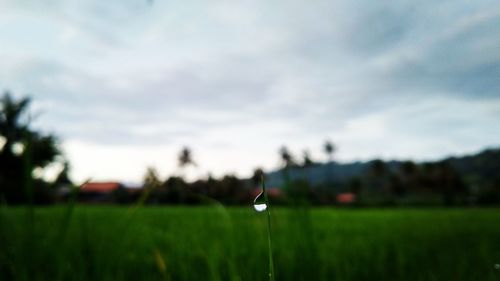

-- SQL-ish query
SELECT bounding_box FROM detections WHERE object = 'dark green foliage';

[0,92,60,204]
[137,175,251,206]
[263,147,500,206]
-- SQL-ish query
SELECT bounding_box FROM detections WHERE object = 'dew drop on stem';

[253,192,267,212]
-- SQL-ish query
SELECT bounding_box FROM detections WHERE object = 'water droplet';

[495,263,500,270]
[253,192,267,212]
[254,203,267,212]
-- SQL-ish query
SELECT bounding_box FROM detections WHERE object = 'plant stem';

[262,175,275,281]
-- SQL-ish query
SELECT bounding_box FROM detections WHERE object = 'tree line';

[1,92,499,206]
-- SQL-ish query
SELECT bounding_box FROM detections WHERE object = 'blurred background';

[0,1,499,280]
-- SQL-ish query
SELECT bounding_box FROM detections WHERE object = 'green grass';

[0,206,499,281]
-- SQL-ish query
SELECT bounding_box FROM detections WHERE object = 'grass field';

[0,206,499,281]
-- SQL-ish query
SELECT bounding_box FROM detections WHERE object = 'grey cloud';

[2,55,280,144]
[1,0,499,158]
[384,14,500,98]
[283,0,500,100]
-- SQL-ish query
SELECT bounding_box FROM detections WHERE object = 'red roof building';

[81,182,122,193]
[77,182,126,203]
[336,192,356,204]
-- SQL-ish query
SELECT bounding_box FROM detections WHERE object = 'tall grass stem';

[261,175,275,281]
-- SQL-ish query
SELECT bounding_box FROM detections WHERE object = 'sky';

[1,0,499,183]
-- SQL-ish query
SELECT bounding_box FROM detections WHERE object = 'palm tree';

[323,140,336,185]
[323,140,335,163]
[177,146,197,182]
[252,167,264,187]
[178,146,195,169]
[176,147,196,203]
[279,145,296,195]
[302,149,314,167]
[279,146,295,168]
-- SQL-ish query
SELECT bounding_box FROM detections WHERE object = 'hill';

[264,147,500,192]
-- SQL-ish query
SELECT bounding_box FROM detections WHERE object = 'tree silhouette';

[399,160,417,193]
[178,146,195,169]
[0,92,60,203]
[369,159,389,195]
[0,93,30,155]
[323,140,336,185]
[251,167,264,187]
[178,146,196,183]
[323,140,335,163]
[279,146,295,168]
[434,161,466,205]
[54,160,73,187]
[143,166,162,190]
[279,145,296,196]
[302,149,314,167]
[370,159,387,177]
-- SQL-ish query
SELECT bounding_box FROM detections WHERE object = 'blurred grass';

[0,206,499,281]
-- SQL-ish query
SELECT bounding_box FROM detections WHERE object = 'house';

[79,182,124,203]
[336,192,356,204]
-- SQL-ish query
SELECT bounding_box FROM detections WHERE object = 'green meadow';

[0,206,499,281]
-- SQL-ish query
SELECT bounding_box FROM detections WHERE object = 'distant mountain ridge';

[264,147,500,189]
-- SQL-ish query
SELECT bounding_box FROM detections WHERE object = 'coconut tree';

[323,140,335,163]
[323,140,336,185]
[278,145,296,195]
[302,149,314,167]
[279,146,295,168]
[178,146,195,169]
[252,167,264,187]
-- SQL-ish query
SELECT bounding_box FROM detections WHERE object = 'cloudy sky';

[1,0,499,183]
